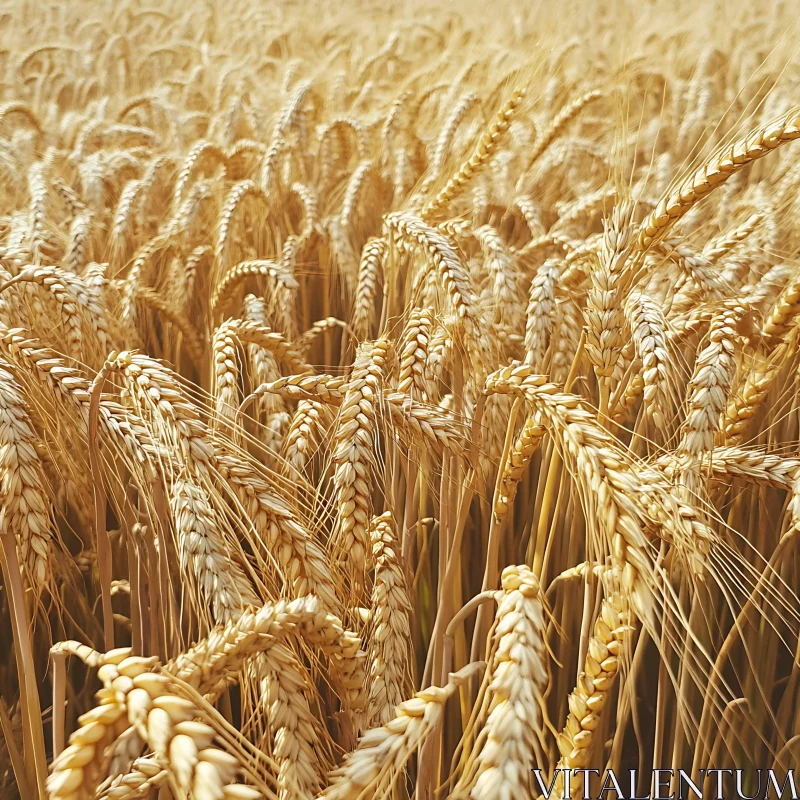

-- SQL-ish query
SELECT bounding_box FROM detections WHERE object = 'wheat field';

[1,0,800,797]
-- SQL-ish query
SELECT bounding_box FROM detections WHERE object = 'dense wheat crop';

[3,0,800,797]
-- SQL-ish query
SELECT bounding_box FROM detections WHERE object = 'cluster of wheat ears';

[3,0,800,798]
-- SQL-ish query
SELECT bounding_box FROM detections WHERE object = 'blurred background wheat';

[1,0,800,798]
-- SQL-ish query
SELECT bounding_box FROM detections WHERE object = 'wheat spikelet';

[166,596,363,709]
[0,101,41,135]
[475,225,521,334]
[0,265,86,359]
[171,477,260,624]
[427,92,479,183]
[242,294,284,426]
[115,158,169,255]
[744,262,793,313]
[172,140,227,213]
[554,186,618,232]
[27,159,57,265]
[282,399,335,475]
[392,148,417,205]
[657,446,800,490]
[247,374,346,407]
[624,289,672,429]
[427,320,454,389]
[213,319,248,437]
[0,330,157,473]
[135,285,204,364]
[340,160,375,236]
[526,89,602,170]
[119,235,171,337]
[287,183,319,248]
[297,317,353,353]
[116,354,258,623]
[216,453,340,613]
[585,204,634,382]
[213,319,313,433]
[657,240,727,295]
[183,245,213,303]
[385,213,478,332]
[216,180,271,274]
[702,212,764,262]
[721,338,791,445]
[169,178,219,245]
[483,364,707,606]
[762,273,800,341]
[64,211,93,273]
[550,297,583,383]
[211,260,298,316]
[383,391,470,456]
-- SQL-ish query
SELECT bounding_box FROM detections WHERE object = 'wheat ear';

[636,108,800,250]
[551,589,632,797]
[420,88,525,219]
[366,512,413,726]
[332,339,389,591]
[492,413,546,522]
[319,663,483,800]
[397,307,434,399]
[678,302,742,456]
[0,356,55,591]
[352,237,387,341]
[453,565,549,800]
[526,89,602,170]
